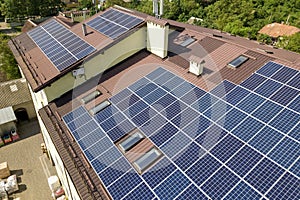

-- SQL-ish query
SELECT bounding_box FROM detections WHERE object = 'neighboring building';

[259,22,300,38]
[0,78,36,122]
[8,6,300,200]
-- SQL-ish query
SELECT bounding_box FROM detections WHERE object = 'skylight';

[119,131,144,152]
[133,147,162,173]
[81,90,102,104]
[228,55,248,68]
[89,100,111,115]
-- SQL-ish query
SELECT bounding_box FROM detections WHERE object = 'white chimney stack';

[160,0,164,16]
[189,55,204,76]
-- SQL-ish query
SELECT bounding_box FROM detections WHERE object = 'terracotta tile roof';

[21,20,37,33]
[0,78,32,109]
[259,23,300,38]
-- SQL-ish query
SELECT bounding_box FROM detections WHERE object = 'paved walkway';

[0,119,57,200]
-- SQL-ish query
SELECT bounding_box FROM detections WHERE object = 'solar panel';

[86,9,143,39]
[27,20,95,71]
[62,62,300,200]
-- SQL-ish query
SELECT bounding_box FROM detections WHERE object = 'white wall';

[147,22,169,58]
[39,116,80,200]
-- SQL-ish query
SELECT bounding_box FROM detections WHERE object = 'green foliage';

[0,0,65,19]
[0,34,20,80]
[277,33,300,53]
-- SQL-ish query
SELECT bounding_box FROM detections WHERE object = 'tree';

[0,34,20,80]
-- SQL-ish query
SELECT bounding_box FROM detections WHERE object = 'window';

[119,131,144,152]
[89,100,110,115]
[81,90,102,104]
[133,147,162,173]
[228,55,248,68]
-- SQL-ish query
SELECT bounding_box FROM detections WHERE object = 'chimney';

[189,55,204,76]
[82,24,87,36]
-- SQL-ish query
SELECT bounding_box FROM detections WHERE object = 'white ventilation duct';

[189,55,204,76]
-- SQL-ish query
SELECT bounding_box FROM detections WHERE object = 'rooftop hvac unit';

[189,55,204,76]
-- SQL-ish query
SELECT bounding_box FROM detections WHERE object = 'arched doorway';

[14,108,29,122]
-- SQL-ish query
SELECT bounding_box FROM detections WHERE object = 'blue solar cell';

[287,73,300,90]
[203,100,232,121]
[290,159,300,177]
[110,88,132,104]
[227,145,263,177]
[223,86,250,105]
[152,71,175,85]
[186,154,221,185]
[270,86,299,106]
[171,107,199,129]
[128,77,150,92]
[162,76,185,91]
[269,109,300,134]
[154,170,191,200]
[143,88,167,104]
[271,66,298,84]
[266,172,300,200]
[217,108,248,131]
[123,183,155,200]
[28,20,95,71]
[161,100,186,120]
[132,107,157,126]
[245,158,284,194]
[125,100,148,118]
[63,106,86,123]
[180,87,206,105]
[150,123,178,146]
[183,115,212,139]
[160,132,191,158]
[171,81,195,98]
[94,105,119,123]
[240,73,267,91]
[91,147,122,173]
[116,93,140,111]
[108,169,142,199]
[288,95,300,113]
[84,137,113,161]
[72,119,99,140]
[135,83,158,97]
[224,181,261,200]
[100,112,126,132]
[254,79,283,98]
[268,137,300,168]
[140,114,167,136]
[67,112,92,131]
[176,184,208,200]
[77,128,106,150]
[249,126,284,154]
[256,62,283,77]
[210,80,236,98]
[142,157,177,188]
[201,166,240,200]
[99,157,131,186]
[191,93,219,113]
[153,93,177,108]
[252,101,283,123]
[173,142,206,171]
[289,123,300,142]
[211,134,244,163]
[195,124,228,150]
[107,119,135,141]
[146,67,167,80]
[236,92,265,113]
[232,117,265,142]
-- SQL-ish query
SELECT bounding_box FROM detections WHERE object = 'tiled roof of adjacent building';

[0,78,32,109]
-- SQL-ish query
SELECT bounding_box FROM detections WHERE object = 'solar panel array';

[27,19,96,71]
[86,9,143,39]
[63,61,300,200]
